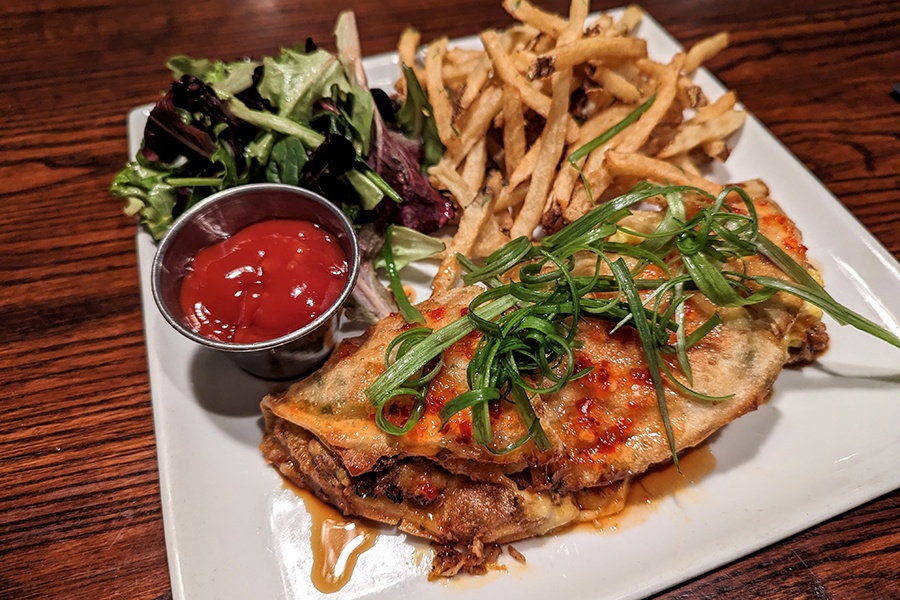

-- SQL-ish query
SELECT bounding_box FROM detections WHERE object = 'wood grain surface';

[0,0,897,598]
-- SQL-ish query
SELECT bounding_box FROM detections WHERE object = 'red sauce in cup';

[179,219,349,344]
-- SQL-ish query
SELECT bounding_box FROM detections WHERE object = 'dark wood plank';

[0,0,897,598]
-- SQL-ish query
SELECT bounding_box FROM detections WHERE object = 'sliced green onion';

[375,388,426,435]
[752,276,900,349]
[365,294,517,409]
[610,258,679,466]
[566,95,656,202]
[383,225,425,325]
[567,95,657,166]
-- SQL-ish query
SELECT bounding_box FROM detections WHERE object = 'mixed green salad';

[111,20,451,242]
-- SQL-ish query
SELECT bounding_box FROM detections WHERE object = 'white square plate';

[129,10,900,600]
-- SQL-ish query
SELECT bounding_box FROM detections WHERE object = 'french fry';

[701,138,730,161]
[395,27,421,97]
[461,137,487,197]
[668,152,702,176]
[460,57,492,109]
[529,32,556,54]
[502,0,568,37]
[618,5,644,33]
[565,0,590,37]
[502,84,527,176]
[564,56,684,222]
[507,138,542,191]
[472,172,511,257]
[586,14,616,37]
[530,1,585,224]
[429,162,477,207]
[618,55,684,153]
[481,30,584,143]
[548,159,581,212]
[495,205,514,232]
[442,56,486,82]
[402,2,748,277]
[481,29,552,117]
[443,85,503,168]
[685,32,729,73]
[695,90,738,121]
[511,71,572,238]
[529,37,648,80]
[433,194,496,293]
[472,214,512,258]
[495,183,529,214]
[657,109,745,159]
[398,27,420,69]
[511,50,537,75]
[501,24,542,52]
[594,66,642,103]
[425,38,455,145]
[574,104,635,147]
[563,133,616,222]
[446,48,485,64]
[677,76,707,108]
[603,150,724,195]
[485,169,503,199]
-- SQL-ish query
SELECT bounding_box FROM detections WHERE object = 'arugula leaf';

[209,123,244,188]
[166,56,228,82]
[396,65,444,170]
[328,84,375,155]
[344,169,385,210]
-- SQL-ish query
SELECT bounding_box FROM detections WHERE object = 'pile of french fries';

[396,0,747,292]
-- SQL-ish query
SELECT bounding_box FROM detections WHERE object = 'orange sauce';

[282,481,377,593]
[403,284,416,303]
[592,444,717,533]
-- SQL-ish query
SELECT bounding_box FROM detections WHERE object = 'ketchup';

[179,219,349,344]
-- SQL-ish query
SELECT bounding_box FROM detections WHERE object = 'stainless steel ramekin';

[151,184,360,379]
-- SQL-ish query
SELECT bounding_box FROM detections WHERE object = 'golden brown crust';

[261,412,603,545]
[260,195,828,545]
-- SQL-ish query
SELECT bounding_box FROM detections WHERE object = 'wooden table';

[1,0,897,598]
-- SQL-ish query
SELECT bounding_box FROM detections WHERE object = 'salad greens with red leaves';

[111,31,453,241]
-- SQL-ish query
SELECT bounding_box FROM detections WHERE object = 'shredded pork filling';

[261,412,628,547]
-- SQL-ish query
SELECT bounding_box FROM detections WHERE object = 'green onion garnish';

[566,95,656,202]
[383,225,425,325]
[365,183,900,462]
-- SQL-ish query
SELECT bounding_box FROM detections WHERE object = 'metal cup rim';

[150,183,360,354]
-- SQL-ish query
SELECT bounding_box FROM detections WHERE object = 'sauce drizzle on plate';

[284,482,378,593]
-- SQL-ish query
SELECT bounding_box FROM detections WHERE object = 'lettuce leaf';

[373,225,445,270]
[166,56,259,95]
[258,48,345,123]
[110,155,177,240]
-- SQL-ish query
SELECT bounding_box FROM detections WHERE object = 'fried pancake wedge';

[261,195,827,545]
